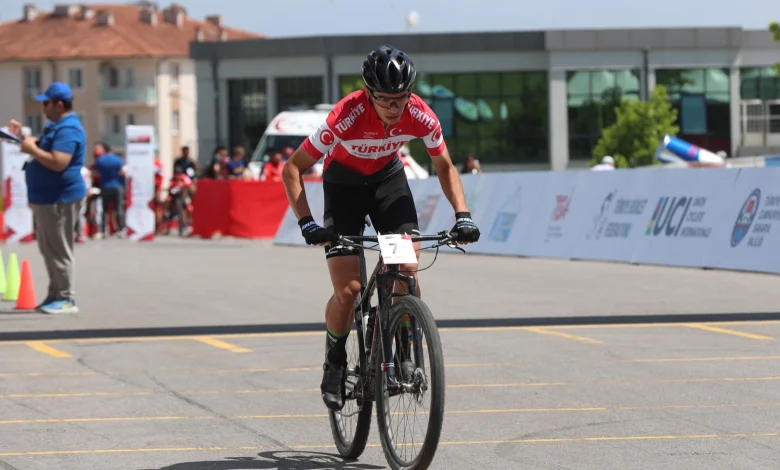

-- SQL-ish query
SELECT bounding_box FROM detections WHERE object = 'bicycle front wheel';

[375,295,445,470]
[328,310,373,459]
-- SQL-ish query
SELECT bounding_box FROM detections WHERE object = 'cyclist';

[281,45,481,412]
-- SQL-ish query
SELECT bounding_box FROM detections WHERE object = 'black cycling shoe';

[321,359,347,411]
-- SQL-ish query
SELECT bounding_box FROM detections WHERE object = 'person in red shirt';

[153,147,164,233]
[262,149,285,182]
[281,45,480,412]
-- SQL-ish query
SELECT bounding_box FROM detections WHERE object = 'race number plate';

[377,234,418,265]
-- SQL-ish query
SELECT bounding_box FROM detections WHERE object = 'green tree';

[771,21,780,72]
[590,85,679,169]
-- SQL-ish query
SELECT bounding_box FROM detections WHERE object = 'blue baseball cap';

[35,82,73,102]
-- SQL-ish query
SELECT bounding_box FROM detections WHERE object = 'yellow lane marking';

[192,337,251,353]
[622,355,780,363]
[2,402,778,425]
[543,320,780,330]
[3,376,779,399]
[0,320,779,346]
[2,432,779,456]
[525,327,602,344]
[685,324,774,341]
[4,355,780,379]
[23,342,71,358]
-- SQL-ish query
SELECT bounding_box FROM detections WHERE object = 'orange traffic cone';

[15,259,37,310]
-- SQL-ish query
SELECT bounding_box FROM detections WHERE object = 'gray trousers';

[31,201,81,300]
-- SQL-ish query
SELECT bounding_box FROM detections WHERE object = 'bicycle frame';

[343,228,457,395]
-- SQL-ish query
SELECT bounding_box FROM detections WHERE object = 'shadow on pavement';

[2,311,780,342]
[146,451,385,470]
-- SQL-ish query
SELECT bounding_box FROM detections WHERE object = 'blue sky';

[2,0,777,37]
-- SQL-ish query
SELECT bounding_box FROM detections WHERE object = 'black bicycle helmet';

[361,45,416,94]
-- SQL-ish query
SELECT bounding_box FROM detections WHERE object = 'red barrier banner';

[227,180,289,239]
[191,179,290,239]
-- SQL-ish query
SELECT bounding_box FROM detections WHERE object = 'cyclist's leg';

[369,169,422,298]
[320,180,371,411]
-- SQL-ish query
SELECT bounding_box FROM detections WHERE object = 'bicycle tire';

[328,307,374,458]
[375,295,445,470]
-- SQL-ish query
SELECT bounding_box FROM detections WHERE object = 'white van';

[248,104,429,180]
[248,104,333,179]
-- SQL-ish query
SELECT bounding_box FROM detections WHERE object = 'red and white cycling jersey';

[302,90,446,183]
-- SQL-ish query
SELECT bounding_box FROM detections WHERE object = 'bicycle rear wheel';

[328,308,373,458]
[375,295,445,470]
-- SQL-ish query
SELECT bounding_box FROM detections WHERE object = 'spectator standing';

[173,145,198,180]
[92,144,126,237]
[226,146,249,180]
[262,149,285,182]
[591,155,615,171]
[7,82,86,314]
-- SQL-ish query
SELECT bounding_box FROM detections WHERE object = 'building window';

[25,115,42,135]
[339,71,549,164]
[566,69,641,160]
[125,68,135,88]
[106,66,120,88]
[739,67,780,145]
[111,114,120,133]
[24,67,41,95]
[655,68,731,153]
[67,68,83,90]
[227,78,268,153]
[127,113,135,125]
[276,77,323,112]
[170,63,179,87]
[172,111,179,132]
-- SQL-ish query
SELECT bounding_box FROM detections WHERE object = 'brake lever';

[446,241,466,254]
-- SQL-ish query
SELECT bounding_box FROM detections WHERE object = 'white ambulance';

[248,104,429,180]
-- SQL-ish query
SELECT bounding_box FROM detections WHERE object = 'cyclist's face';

[370,90,411,124]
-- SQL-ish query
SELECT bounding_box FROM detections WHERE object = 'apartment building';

[0,1,261,179]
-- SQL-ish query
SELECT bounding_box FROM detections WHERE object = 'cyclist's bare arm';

[431,147,469,213]
[281,146,318,220]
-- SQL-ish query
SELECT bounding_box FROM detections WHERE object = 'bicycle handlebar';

[339,231,455,244]
[336,230,464,253]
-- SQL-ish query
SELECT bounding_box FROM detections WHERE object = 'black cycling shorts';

[322,169,419,259]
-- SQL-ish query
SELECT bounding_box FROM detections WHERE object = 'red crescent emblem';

[432,128,442,142]
[320,129,335,146]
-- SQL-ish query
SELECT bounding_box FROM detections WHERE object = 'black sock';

[326,329,349,364]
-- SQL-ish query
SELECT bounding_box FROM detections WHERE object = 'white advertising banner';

[630,167,740,268]
[518,170,591,259]
[467,172,548,256]
[569,169,655,262]
[703,167,780,274]
[123,125,156,242]
[270,166,780,276]
[1,126,34,244]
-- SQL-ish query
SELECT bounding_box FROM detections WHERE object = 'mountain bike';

[326,220,466,470]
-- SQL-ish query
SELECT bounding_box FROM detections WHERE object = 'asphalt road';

[1,237,780,335]
[1,320,779,469]
[0,238,779,469]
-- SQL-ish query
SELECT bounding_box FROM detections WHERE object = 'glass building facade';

[566,69,641,160]
[655,68,731,153]
[227,78,268,153]
[340,71,549,164]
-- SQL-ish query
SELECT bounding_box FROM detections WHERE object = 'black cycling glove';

[451,212,480,243]
[298,216,337,245]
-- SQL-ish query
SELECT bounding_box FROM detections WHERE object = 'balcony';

[101,133,126,149]
[100,87,156,106]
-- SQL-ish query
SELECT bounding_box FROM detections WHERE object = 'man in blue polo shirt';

[7,82,86,314]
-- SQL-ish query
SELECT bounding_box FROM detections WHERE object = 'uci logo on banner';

[644,195,710,238]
